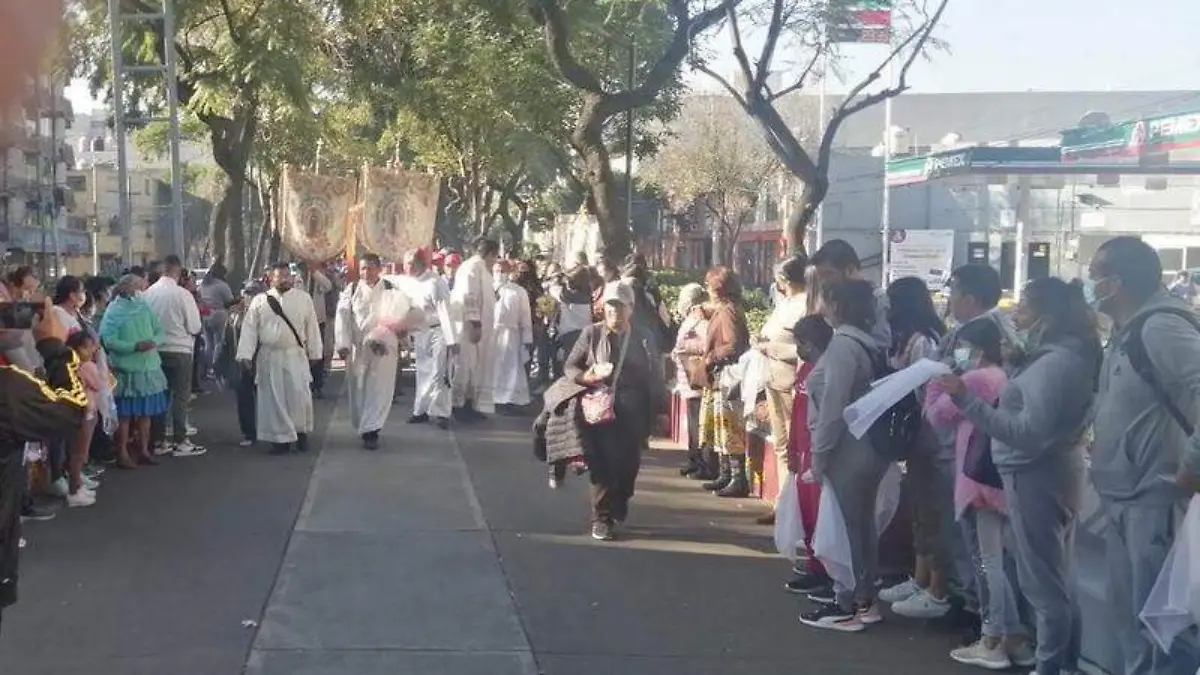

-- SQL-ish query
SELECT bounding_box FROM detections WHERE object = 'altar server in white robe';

[336,253,409,450]
[491,260,534,407]
[450,238,499,420]
[406,248,457,429]
[236,262,323,455]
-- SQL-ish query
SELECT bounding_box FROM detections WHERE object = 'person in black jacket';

[0,298,89,631]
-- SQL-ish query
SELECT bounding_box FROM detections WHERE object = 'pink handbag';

[580,328,632,426]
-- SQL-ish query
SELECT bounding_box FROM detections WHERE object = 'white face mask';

[953,347,973,372]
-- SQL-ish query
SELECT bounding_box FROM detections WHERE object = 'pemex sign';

[1061,110,1200,163]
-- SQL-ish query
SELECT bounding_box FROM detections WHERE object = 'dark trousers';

[151,352,194,445]
[0,456,25,613]
[237,368,257,440]
[556,330,581,381]
[686,396,702,453]
[587,425,644,524]
[310,323,326,393]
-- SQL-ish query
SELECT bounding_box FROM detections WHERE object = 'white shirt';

[142,276,201,354]
[494,280,533,345]
[411,270,457,345]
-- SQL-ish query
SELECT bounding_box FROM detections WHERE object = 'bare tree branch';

[529,0,606,95]
[768,41,824,102]
[753,0,785,93]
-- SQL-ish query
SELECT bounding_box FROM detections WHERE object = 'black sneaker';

[590,521,615,541]
[785,571,832,595]
[407,414,429,424]
[20,504,56,522]
[799,604,864,632]
[806,585,837,605]
[435,417,450,430]
[362,431,380,451]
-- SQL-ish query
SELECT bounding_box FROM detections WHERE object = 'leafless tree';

[695,0,950,254]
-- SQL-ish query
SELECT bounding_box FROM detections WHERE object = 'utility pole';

[625,39,636,235]
[108,0,184,263]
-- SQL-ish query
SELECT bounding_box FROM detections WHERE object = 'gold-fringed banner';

[358,166,439,258]
[279,165,356,261]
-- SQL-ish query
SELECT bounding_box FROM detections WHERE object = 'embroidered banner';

[279,165,356,260]
[359,166,439,259]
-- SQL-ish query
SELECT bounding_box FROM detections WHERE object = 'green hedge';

[651,269,772,336]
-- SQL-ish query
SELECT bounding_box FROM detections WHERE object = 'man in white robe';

[491,260,533,407]
[450,239,499,421]
[336,253,407,450]
[236,262,323,455]
[405,249,457,429]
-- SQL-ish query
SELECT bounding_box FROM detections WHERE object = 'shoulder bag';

[265,295,305,350]
[580,327,633,426]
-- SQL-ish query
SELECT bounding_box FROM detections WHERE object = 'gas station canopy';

[886,109,1200,187]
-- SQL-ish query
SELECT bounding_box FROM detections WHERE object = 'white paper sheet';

[843,358,951,440]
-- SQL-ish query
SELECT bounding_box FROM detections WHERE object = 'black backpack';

[1123,307,1200,436]
[847,336,922,461]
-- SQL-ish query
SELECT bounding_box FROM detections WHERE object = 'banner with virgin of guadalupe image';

[358,166,439,259]
[279,165,356,261]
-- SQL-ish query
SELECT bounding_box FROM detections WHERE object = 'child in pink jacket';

[924,319,1033,670]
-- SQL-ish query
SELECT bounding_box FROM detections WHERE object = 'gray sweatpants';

[1104,500,1200,675]
[826,447,893,607]
[1004,456,1085,675]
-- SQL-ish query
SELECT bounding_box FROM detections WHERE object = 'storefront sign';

[922,151,970,180]
[1062,109,1200,162]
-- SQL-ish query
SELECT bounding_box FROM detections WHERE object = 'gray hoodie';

[807,324,878,474]
[1092,292,1200,505]
[958,335,1098,472]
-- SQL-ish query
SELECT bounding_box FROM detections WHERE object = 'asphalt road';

[0,377,977,675]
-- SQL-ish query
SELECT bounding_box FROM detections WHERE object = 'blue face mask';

[1083,276,1115,307]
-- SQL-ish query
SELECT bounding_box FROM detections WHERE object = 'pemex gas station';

[884,109,1200,302]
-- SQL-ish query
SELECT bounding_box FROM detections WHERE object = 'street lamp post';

[625,39,636,235]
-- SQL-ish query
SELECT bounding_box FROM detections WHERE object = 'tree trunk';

[208,185,233,269]
[249,181,273,277]
[575,95,631,262]
[223,172,247,285]
[204,102,258,287]
[788,180,827,257]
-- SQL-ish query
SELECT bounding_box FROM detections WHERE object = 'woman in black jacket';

[564,283,664,541]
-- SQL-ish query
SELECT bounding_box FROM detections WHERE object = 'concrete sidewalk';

[243,398,538,675]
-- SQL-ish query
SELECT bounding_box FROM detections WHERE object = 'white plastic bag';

[774,471,806,560]
[843,358,950,439]
[812,463,903,593]
[1140,495,1200,653]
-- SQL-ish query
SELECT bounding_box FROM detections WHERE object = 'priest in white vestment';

[236,262,323,455]
[491,260,533,407]
[449,239,499,420]
[406,249,457,428]
[336,253,414,450]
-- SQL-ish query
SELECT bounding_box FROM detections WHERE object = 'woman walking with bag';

[564,283,663,541]
[697,266,751,498]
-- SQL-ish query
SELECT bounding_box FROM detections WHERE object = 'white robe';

[236,287,322,443]
[491,280,533,406]
[335,278,410,435]
[410,270,457,419]
[449,255,496,413]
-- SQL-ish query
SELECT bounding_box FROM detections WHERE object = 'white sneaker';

[951,639,1012,670]
[51,477,69,498]
[879,578,922,604]
[67,490,96,508]
[238,438,254,447]
[857,603,883,625]
[81,475,101,491]
[153,442,174,457]
[892,588,952,619]
[171,441,207,458]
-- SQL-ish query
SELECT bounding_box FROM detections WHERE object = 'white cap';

[602,280,636,307]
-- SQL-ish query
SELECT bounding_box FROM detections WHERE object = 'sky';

[66,0,1199,114]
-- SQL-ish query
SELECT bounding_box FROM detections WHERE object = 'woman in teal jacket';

[99,275,169,468]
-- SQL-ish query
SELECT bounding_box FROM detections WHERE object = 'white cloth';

[1141,495,1200,653]
[335,278,412,434]
[411,270,456,419]
[774,471,805,561]
[236,287,322,443]
[492,280,532,406]
[813,463,903,592]
[142,276,202,354]
[718,349,770,423]
[843,358,951,439]
[450,255,496,413]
